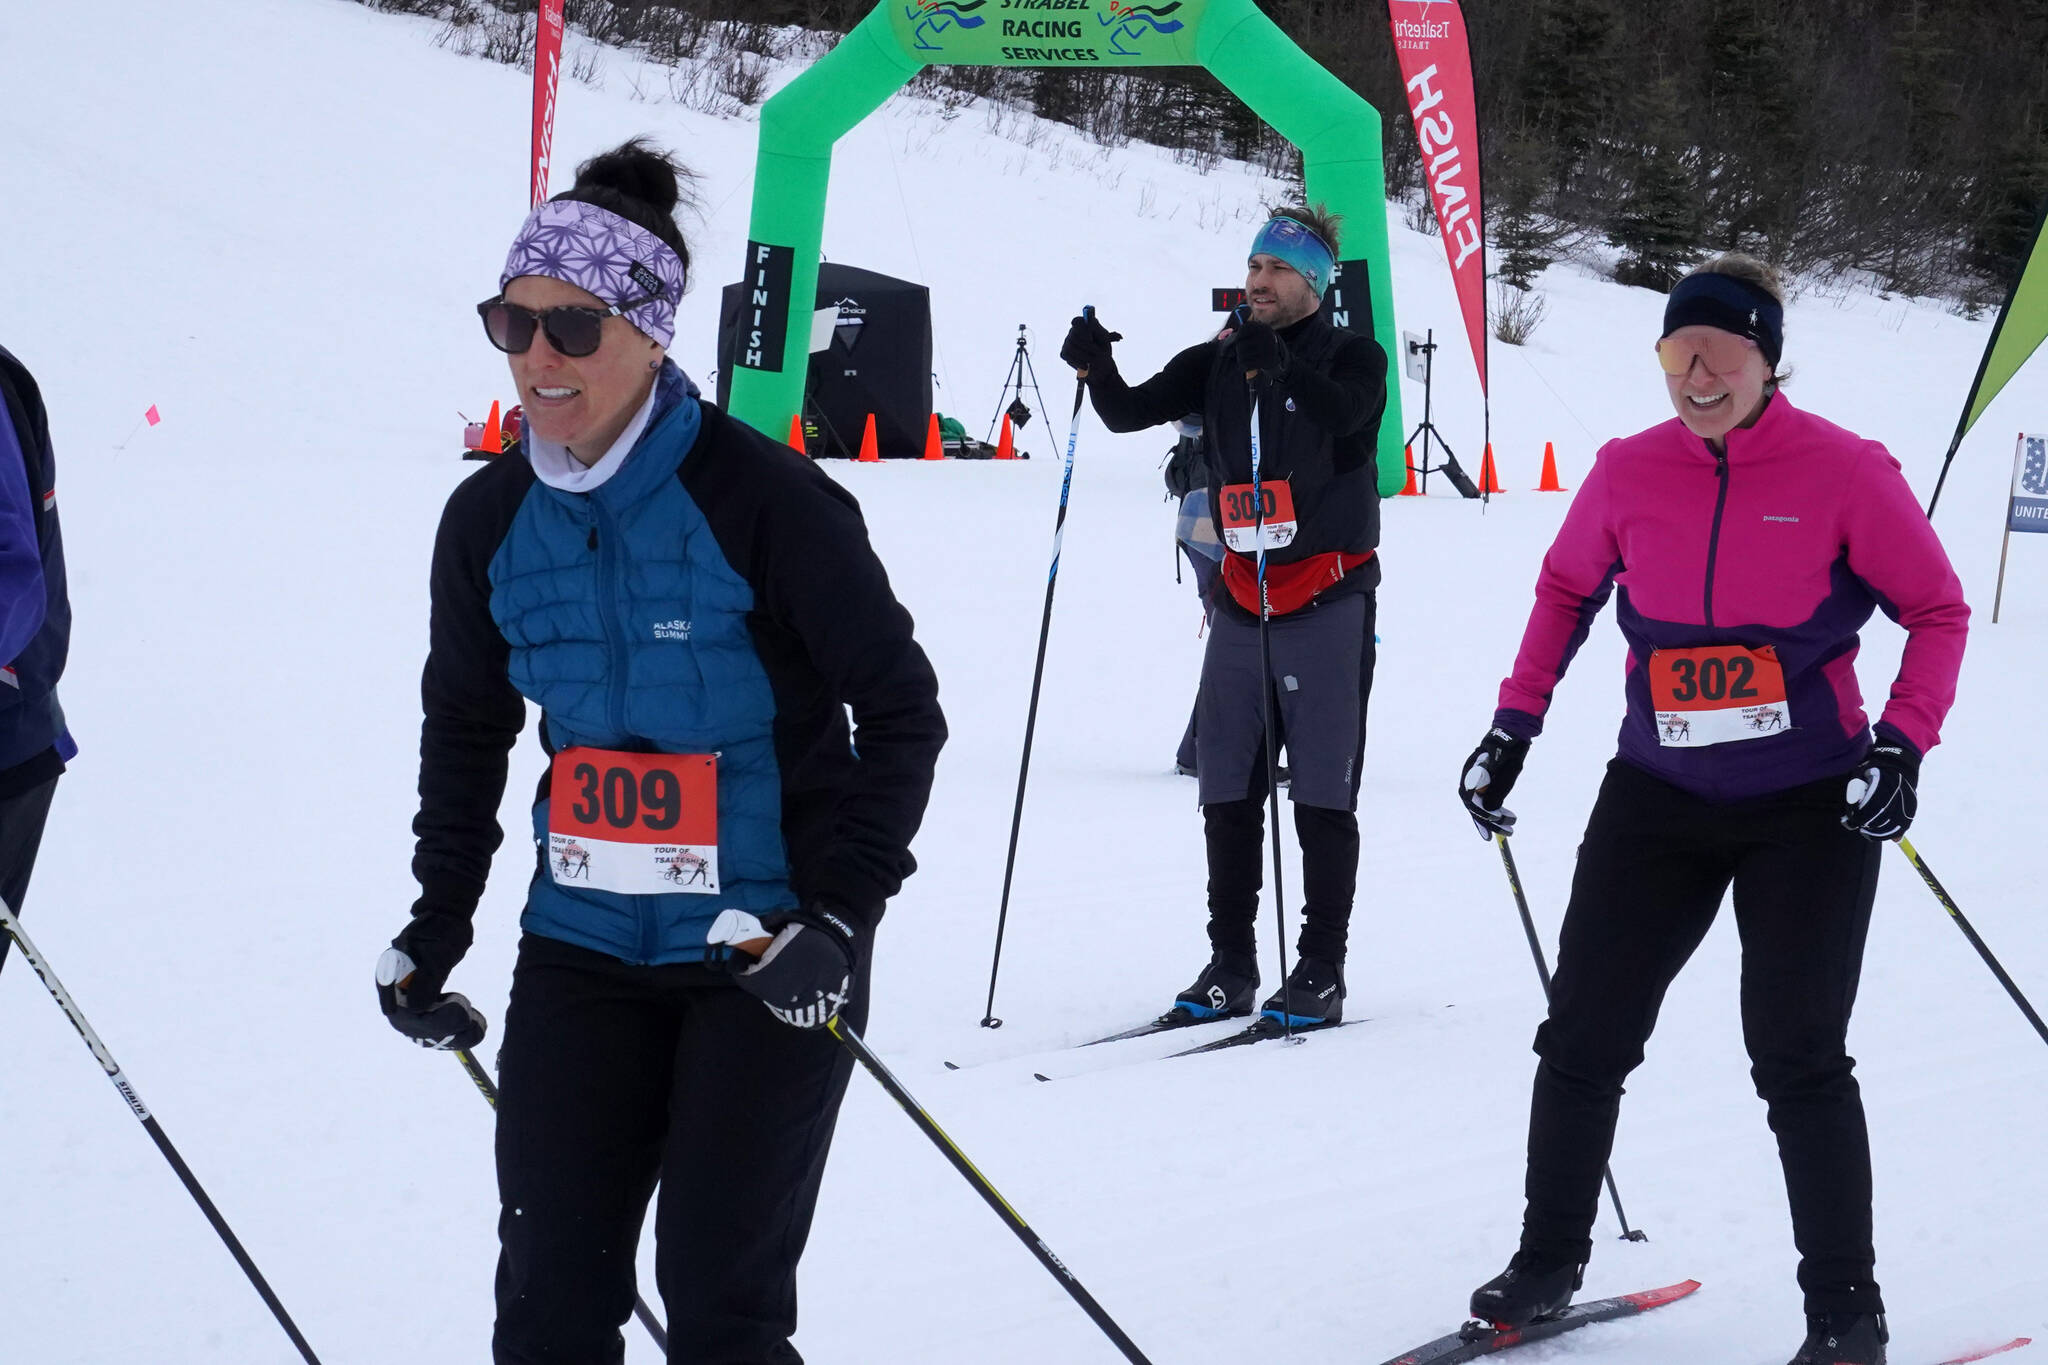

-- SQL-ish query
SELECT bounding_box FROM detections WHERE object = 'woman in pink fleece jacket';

[1453,255,1969,1365]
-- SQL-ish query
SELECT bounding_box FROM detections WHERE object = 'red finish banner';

[1389,0,1487,395]
[531,0,565,208]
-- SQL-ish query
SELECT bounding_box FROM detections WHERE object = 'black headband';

[1662,272,1784,368]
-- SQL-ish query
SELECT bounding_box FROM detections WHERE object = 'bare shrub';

[1491,283,1549,346]
[433,0,529,67]
[1406,194,1439,237]
[666,61,742,118]
[716,51,770,108]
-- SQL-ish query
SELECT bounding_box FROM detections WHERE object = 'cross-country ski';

[1375,1280,1701,1365]
[1929,1340,2032,1365]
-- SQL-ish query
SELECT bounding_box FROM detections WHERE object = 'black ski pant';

[492,932,867,1365]
[0,775,58,976]
[1198,590,1374,967]
[1205,777,1357,964]
[1518,760,1883,1316]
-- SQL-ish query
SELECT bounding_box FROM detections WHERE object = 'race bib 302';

[1647,644,1791,747]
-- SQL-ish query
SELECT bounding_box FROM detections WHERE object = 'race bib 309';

[547,748,720,895]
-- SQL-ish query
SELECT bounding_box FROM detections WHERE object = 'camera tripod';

[986,323,1050,459]
[1404,329,1478,497]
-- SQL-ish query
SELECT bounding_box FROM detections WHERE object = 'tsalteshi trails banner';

[1388,0,1486,397]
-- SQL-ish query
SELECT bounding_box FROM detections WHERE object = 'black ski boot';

[1468,1252,1583,1328]
[1786,1312,1888,1365]
[1171,951,1259,1020]
[1259,956,1344,1026]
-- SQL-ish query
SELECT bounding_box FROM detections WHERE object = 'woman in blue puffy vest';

[374,140,947,1365]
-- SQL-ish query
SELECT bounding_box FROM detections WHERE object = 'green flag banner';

[1929,193,2048,517]
[725,0,1407,496]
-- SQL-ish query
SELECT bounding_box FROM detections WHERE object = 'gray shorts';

[1195,589,1375,811]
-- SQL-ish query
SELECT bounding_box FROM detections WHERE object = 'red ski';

[1934,1340,2030,1365]
[1376,1280,1700,1364]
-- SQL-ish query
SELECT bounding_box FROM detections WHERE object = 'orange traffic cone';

[786,414,806,454]
[857,414,880,463]
[1479,443,1504,494]
[1401,445,1419,496]
[1536,441,1567,491]
[923,413,943,461]
[995,413,1016,460]
[481,400,503,455]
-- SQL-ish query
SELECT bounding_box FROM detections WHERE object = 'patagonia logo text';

[1763,515,1800,523]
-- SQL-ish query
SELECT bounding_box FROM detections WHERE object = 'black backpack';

[1162,426,1209,501]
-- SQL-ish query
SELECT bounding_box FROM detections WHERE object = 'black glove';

[1234,320,1289,381]
[1842,731,1920,840]
[725,906,860,1029]
[375,910,487,1051]
[1060,314,1121,375]
[1459,726,1531,839]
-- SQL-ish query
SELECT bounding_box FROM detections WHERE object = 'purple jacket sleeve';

[1494,445,1622,736]
[1844,444,1970,755]
[0,401,47,666]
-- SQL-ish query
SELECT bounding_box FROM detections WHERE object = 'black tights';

[1202,745,1358,965]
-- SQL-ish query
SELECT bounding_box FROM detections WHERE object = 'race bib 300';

[1648,645,1790,747]
[1218,479,1297,553]
[547,748,720,895]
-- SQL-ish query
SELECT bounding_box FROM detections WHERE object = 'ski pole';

[982,304,1104,1029]
[0,902,325,1363]
[1245,376,1296,1040]
[1894,837,2048,1047]
[1494,836,1648,1242]
[828,1017,1157,1363]
[452,1049,670,1353]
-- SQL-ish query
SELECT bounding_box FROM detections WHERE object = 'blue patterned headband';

[500,200,688,348]
[1249,216,1336,298]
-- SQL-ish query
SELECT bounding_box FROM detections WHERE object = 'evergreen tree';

[1493,134,1553,291]
[1607,77,1700,291]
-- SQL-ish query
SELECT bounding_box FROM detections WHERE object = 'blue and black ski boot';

[1172,951,1259,1020]
[1260,955,1344,1026]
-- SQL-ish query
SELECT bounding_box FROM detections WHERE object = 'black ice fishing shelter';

[717,263,933,458]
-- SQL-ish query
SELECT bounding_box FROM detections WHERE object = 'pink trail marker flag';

[144,404,161,426]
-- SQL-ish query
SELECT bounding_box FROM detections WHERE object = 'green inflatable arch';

[727,0,1406,496]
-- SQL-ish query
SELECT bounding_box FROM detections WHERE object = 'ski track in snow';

[1,1,2044,1360]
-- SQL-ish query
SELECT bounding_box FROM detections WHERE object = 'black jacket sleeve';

[1083,341,1213,434]
[1273,331,1387,471]
[688,410,947,928]
[410,460,531,921]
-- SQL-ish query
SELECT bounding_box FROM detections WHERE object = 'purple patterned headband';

[500,200,687,348]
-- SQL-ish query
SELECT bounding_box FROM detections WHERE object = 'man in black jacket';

[1063,207,1386,1026]
[0,346,76,973]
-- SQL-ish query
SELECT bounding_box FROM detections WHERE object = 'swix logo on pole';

[1389,0,1488,394]
[531,0,565,208]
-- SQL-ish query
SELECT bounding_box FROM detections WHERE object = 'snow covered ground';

[1,1,2043,1360]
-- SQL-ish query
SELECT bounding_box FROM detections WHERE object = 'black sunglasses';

[477,292,659,358]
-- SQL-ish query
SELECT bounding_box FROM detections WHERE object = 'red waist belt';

[1221,549,1373,616]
